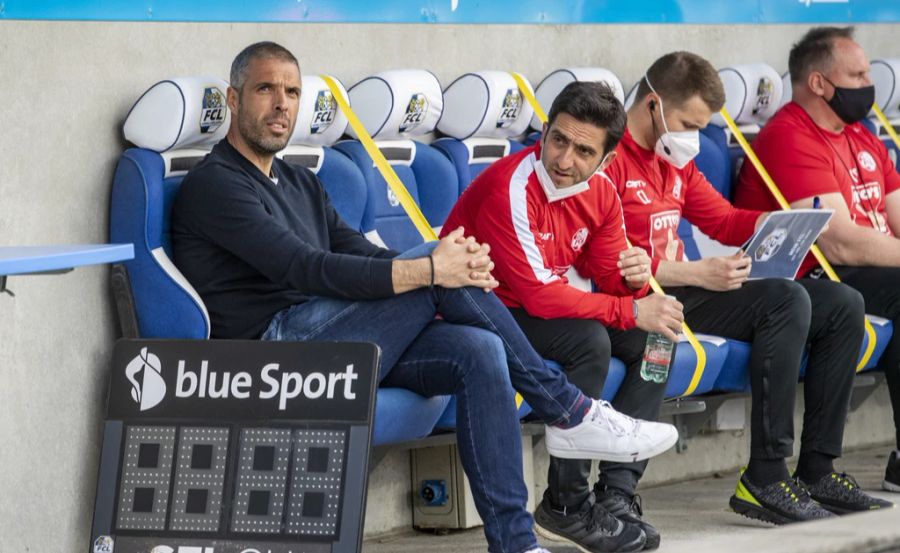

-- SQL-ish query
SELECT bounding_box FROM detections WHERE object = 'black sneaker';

[534,494,646,553]
[800,471,894,514]
[884,450,900,493]
[595,486,660,550]
[729,469,834,525]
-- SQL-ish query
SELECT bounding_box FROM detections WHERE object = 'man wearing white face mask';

[607,51,888,526]
[444,82,684,552]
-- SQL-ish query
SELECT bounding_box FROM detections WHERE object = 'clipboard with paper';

[742,208,834,280]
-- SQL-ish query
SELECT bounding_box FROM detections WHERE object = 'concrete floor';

[363,445,900,553]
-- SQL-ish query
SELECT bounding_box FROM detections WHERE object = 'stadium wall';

[0,21,897,550]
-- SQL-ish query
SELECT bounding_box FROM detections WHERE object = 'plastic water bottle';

[640,296,676,384]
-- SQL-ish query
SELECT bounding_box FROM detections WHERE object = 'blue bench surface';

[0,244,134,276]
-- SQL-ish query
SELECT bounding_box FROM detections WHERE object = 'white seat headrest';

[530,68,626,131]
[290,75,350,146]
[711,63,783,127]
[780,72,793,108]
[347,69,443,140]
[124,76,230,152]
[871,59,900,119]
[438,71,534,140]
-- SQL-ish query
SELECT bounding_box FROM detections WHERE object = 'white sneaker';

[544,400,678,463]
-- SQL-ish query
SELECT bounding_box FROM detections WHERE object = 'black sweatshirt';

[171,139,397,339]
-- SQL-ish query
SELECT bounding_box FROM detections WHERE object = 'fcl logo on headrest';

[200,86,226,134]
[311,90,337,134]
[496,88,522,128]
[752,77,774,116]
[399,93,428,133]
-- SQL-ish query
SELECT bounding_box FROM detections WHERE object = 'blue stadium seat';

[433,71,534,193]
[334,69,458,251]
[665,335,730,397]
[110,75,448,446]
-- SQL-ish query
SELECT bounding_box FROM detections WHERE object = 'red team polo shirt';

[441,142,647,329]
[605,129,761,273]
[734,101,900,277]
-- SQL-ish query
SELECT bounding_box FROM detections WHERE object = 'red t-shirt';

[605,129,761,274]
[441,143,647,329]
[734,101,900,277]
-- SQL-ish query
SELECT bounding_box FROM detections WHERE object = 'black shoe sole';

[642,532,660,550]
[534,520,646,553]
[729,495,792,525]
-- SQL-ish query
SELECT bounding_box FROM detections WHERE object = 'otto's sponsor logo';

[126,347,167,411]
[852,181,882,204]
[858,150,877,172]
[123,349,359,411]
[311,90,337,134]
[92,536,114,553]
[753,228,787,262]
[496,88,522,128]
[651,210,681,232]
[649,210,683,261]
[200,87,226,134]
[752,77,774,116]
[399,93,428,133]
[571,227,589,251]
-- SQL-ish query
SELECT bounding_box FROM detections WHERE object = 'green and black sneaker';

[729,469,835,525]
[800,471,894,514]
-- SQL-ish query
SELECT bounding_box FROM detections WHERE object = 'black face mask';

[824,77,875,124]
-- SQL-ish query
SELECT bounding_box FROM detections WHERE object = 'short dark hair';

[788,26,855,86]
[230,41,300,89]
[547,81,626,156]
[633,51,725,112]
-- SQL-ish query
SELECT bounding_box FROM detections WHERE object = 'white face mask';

[534,151,610,203]
[644,75,701,169]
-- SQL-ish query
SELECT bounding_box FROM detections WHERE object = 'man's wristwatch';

[632,300,639,321]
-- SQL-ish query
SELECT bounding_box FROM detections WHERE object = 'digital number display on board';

[89,339,378,553]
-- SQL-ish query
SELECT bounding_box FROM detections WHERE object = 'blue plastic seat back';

[665,335,730,397]
[280,145,368,230]
[111,148,212,339]
[433,138,526,194]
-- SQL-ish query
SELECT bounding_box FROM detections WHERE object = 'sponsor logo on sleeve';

[200,87,226,134]
[571,227,589,251]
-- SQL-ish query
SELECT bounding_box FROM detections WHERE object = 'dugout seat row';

[109,62,896,449]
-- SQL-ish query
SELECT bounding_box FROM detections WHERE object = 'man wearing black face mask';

[736,26,900,496]
[609,50,891,527]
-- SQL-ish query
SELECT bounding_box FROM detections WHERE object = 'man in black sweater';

[172,42,677,553]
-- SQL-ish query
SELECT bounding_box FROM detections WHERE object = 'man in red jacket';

[608,50,890,526]
[735,26,900,495]
[443,82,684,553]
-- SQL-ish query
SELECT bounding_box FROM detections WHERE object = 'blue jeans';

[262,243,586,553]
